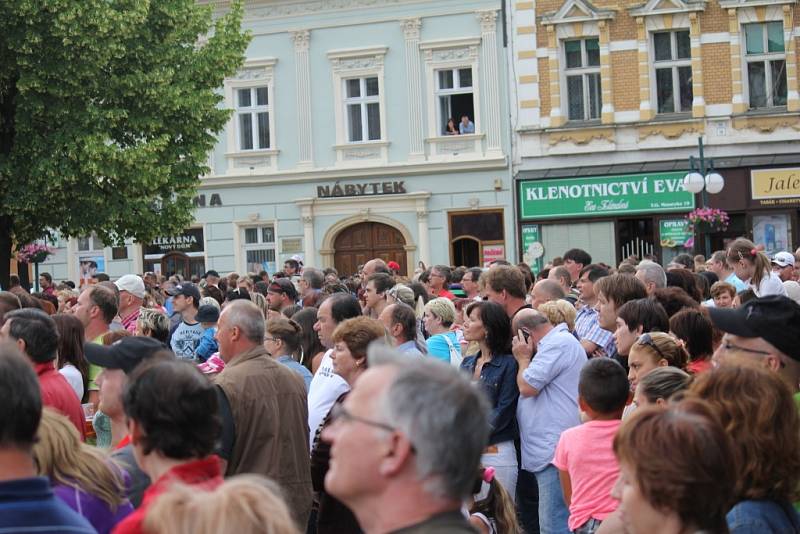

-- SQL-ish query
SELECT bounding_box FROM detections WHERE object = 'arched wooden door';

[334,222,407,277]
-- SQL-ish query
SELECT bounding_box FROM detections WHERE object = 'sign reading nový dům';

[519,172,695,219]
[144,228,204,255]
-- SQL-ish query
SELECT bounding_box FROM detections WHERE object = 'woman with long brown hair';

[53,313,90,403]
[33,408,133,533]
[688,364,800,532]
[726,238,786,297]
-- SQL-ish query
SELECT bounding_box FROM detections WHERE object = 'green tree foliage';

[0,0,249,286]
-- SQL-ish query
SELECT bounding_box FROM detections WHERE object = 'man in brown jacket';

[214,300,312,528]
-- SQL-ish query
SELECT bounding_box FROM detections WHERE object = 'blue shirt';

[459,120,475,134]
[0,476,95,533]
[195,326,218,362]
[725,272,748,293]
[727,499,800,534]
[397,340,425,358]
[461,352,519,445]
[518,323,585,472]
[575,305,615,356]
[277,355,313,392]
[427,331,461,364]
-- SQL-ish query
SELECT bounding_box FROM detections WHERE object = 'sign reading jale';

[519,172,695,220]
[751,168,800,201]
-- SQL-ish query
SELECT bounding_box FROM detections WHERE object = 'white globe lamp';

[683,172,705,194]
[705,172,725,194]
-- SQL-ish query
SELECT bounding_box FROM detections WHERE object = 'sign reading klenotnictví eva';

[519,172,695,219]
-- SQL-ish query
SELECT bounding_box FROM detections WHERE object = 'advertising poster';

[78,255,105,287]
[521,224,545,275]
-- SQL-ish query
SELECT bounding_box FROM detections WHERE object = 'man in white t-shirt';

[307,293,363,449]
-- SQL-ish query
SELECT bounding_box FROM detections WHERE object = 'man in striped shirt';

[574,265,616,358]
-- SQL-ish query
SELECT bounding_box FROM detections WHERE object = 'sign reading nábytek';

[519,172,695,219]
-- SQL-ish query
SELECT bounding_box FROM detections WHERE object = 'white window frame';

[561,37,602,122]
[421,38,482,140]
[742,21,787,110]
[223,58,278,174]
[235,86,272,151]
[233,222,278,275]
[343,76,382,143]
[434,67,476,135]
[650,29,693,115]
[77,234,105,253]
[328,47,389,166]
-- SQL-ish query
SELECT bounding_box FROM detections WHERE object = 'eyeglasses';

[637,333,668,361]
[330,403,397,433]
[264,337,279,343]
[721,340,771,357]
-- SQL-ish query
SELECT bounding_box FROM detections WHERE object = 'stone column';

[728,10,746,114]
[546,25,564,127]
[401,18,425,159]
[636,18,653,121]
[783,5,799,112]
[689,13,706,118]
[291,30,314,167]
[599,21,614,124]
[295,199,316,266]
[416,207,430,268]
[478,10,502,153]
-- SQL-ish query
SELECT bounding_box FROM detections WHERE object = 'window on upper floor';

[242,225,276,274]
[652,30,693,114]
[744,21,787,110]
[344,76,381,143]
[563,38,601,121]
[236,86,271,150]
[436,67,475,135]
[77,234,105,252]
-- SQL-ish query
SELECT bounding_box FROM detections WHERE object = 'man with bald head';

[531,279,565,310]
[362,258,390,278]
[214,300,312,528]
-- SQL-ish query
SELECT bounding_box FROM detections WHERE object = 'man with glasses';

[322,345,488,533]
[709,295,800,397]
[429,265,456,301]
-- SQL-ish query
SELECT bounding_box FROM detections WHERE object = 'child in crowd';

[468,467,520,534]
[710,281,736,308]
[194,304,219,363]
[553,358,630,534]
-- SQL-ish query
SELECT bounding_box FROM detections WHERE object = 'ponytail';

[726,238,770,288]
[470,469,521,534]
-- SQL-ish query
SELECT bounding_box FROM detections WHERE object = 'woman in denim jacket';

[460,300,519,500]
[688,364,800,534]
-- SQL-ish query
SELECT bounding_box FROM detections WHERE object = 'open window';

[436,67,475,135]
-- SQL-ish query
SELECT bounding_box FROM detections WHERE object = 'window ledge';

[226,149,280,158]
[332,140,390,150]
[738,107,791,117]
[425,133,485,143]
[650,113,694,122]
[543,121,607,133]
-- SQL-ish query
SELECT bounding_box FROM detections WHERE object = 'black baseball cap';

[84,336,170,374]
[708,295,800,362]
[166,282,202,303]
[196,304,220,323]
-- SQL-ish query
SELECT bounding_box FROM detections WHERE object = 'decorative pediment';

[629,0,706,16]
[542,0,615,25]
[718,0,796,8]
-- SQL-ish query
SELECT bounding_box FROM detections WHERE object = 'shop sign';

[144,228,204,255]
[482,244,506,268]
[659,219,692,248]
[281,238,303,254]
[521,224,544,274]
[519,172,694,219]
[751,168,800,206]
[193,194,223,207]
[317,181,406,198]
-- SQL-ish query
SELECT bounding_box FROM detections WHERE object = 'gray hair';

[302,268,324,290]
[368,344,490,500]
[636,260,667,289]
[222,300,264,344]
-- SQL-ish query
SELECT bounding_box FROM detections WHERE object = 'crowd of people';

[0,236,799,534]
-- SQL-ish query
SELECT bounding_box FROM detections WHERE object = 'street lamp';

[683,136,725,255]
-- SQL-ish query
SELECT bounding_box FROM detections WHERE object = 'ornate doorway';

[334,222,407,277]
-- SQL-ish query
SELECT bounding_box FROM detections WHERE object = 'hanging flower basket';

[15,243,55,264]
[686,208,729,234]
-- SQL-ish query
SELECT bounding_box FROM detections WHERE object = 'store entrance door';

[618,218,655,263]
[160,252,205,279]
[334,222,407,277]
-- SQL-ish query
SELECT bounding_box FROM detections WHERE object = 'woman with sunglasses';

[310,316,387,534]
[627,332,688,399]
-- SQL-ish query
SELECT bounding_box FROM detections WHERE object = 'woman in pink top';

[553,358,631,534]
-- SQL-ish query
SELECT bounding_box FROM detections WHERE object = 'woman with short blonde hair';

[33,408,133,533]
[538,299,577,332]
[144,475,299,534]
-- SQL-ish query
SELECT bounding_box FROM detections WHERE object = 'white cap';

[772,251,795,267]
[783,281,800,305]
[115,274,146,299]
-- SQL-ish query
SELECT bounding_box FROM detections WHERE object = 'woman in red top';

[112,359,223,534]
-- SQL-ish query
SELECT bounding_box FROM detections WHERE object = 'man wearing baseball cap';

[165,282,204,361]
[267,278,298,313]
[709,295,800,398]
[84,336,170,506]
[115,274,145,333]
[771,251,796,282]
